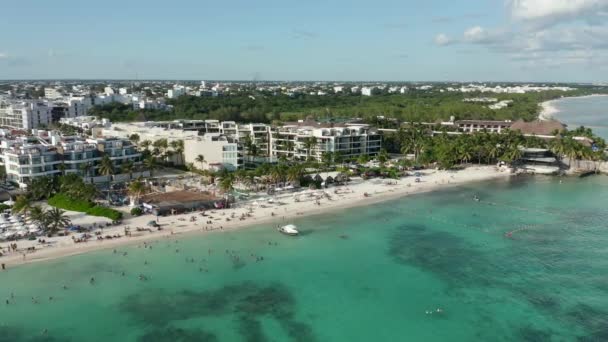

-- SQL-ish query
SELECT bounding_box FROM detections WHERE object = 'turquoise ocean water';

[550,95,608,139]
[1,175,608,341]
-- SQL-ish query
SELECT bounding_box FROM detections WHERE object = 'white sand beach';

[539,94,608,121]
[0,166,511,268]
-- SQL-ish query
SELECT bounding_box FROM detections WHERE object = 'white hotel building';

[1,133,144,188]
[270,121,382,161]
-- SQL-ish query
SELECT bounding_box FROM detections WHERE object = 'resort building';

[183,134,242,171]
[238,123,270,155]
[509,120,566,137]
[0,100,52,130]
[270,121,382,161]
[455,120,513,133]
[0,133,144,188]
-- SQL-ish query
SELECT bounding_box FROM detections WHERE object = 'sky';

[1,0,608,82]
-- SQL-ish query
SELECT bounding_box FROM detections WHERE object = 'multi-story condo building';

[270,121,382,161]
[3,144,62,185]
[183,134,242,171]
[221,121,238,137]
[238,123,270,156]
[0,100,51,130]
[1,134,143,188]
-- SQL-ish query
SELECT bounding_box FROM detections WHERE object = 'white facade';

[361,87,374,96]
[44,88,63,99]
[167,86,186,99]
[270,122,382,161]
[0,100,51,130]
[184,134,241,171]
[1,135,142,188]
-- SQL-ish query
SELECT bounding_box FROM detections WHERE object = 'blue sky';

[1,0,607,82]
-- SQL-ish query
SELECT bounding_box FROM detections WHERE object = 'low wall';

[562,158,608,174]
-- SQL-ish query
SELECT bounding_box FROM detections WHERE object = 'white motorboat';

[278,224,299,236]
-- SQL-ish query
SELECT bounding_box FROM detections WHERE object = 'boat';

[278,224,299,236]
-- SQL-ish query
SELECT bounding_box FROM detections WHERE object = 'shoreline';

[539,93,608,121]
[0,166,511,269]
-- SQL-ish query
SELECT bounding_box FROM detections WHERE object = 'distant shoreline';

[539,94,608,121]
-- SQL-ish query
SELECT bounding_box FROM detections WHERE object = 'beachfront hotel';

[0,132,145,188]
[270,120,382,161]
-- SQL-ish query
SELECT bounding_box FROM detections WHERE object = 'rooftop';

[509,120,566,136]
[141,190,218,205]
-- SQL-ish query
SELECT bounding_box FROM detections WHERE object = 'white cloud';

[463,26,487,43]
[434,33,452,46]
[434,0,608,70]
[509,0,608,26]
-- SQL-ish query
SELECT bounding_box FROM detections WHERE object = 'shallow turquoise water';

[551,95,608,139]
[1,175,608,341]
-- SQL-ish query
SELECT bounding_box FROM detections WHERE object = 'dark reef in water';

[0,326,69,342]
[120,282,316,342]
[138,327,218,342]
[518,325,553,342]
[567,304,608,341]
[388,223,494,287]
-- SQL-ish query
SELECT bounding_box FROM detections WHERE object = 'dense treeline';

[88,87,607,124]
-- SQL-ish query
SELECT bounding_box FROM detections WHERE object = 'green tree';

[128,179,146,205]
[29,206,47,227]
[129,133,140,145]
[195,154,206,170]
[144,156,158,176]
[303,137,317,161]
[13,195,32,219]
[44,207,71,235]
[219,175,235,193]
[122,160,135,180]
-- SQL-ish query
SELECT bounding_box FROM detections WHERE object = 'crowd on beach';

[0,166,510,269]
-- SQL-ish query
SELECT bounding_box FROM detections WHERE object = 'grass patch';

[48,193,123,221]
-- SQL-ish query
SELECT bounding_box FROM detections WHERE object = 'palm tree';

[285,140,295,158]
[153,139,169,162]
[127,179,146,206]
[399,124,428,163]
[98,155,115,199]
[122,160,135,180]
[219,175,234,193]
[79,162,93,178]
[287,165,304,186]
[28,176,56,200]
[303,137,317,161]
[99,155,114,178]
[170,140,185,165]
[44,208,71,236]
[144,156,158,177]
[29,206,47,227]
[195,154,206,169]
[140,140,152,151]
[321,152,333,169]
[129,133,140,145]
[12,195,32,219]
[377,149,389,166]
